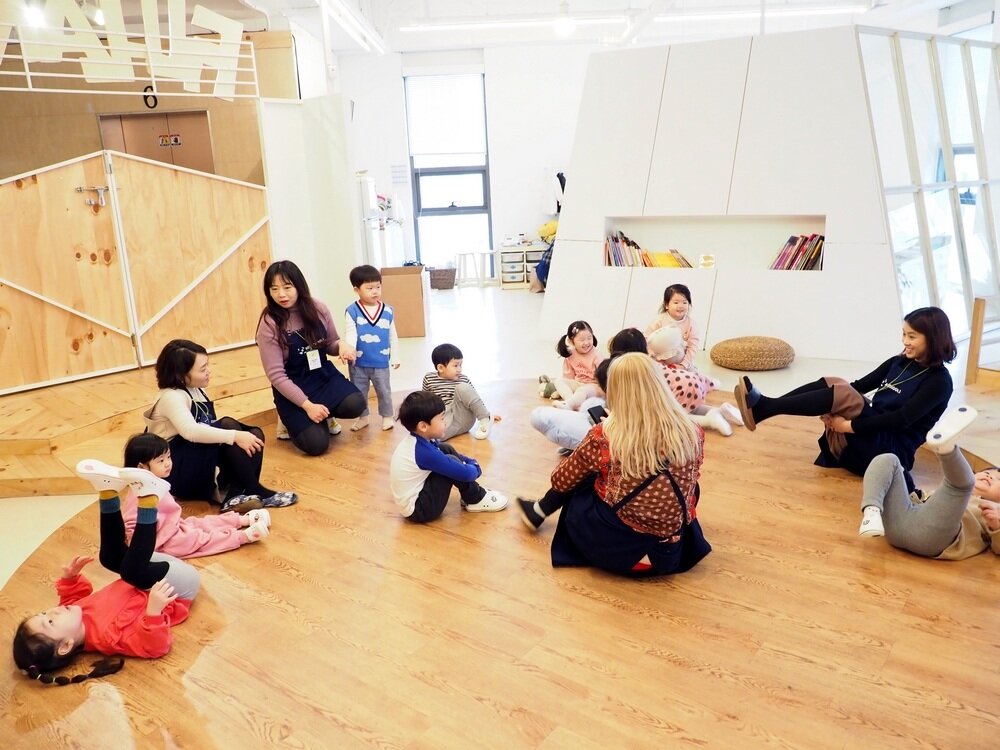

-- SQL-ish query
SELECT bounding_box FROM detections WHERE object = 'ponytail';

[22,657,125,686]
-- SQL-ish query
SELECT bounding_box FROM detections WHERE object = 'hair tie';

[24,666,42,680]
[565,336,575,352]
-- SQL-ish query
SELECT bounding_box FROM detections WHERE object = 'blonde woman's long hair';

[603,352,701,479]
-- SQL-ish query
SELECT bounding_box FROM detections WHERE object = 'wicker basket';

[428,267,457,290]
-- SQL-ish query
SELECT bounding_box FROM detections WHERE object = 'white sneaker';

[75,459,129,493]
[276,419,290,440]
[925,405,977,454]
[119,467,171,500]
[719,402,744,427]
[243,508,271,527]
[381,417,395,431]
[328,418,342,436]
[858,506,885,537]
[463,490,508,512]
[243,520,270,542]
[471,417,491,440]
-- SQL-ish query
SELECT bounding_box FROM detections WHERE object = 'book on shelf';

[769,233,824,270]
[604,231,692,268]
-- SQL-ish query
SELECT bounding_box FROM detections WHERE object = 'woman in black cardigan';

[734,307,955,493]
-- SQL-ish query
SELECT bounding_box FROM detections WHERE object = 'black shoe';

[516,497,545,531]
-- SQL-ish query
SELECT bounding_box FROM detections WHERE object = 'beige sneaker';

[276,419,290,440]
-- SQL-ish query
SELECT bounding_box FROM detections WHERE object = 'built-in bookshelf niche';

[605,214,827,270]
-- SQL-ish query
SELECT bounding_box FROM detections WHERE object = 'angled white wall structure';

[542,26,902,363]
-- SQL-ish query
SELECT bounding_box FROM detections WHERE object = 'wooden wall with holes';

[0,151,271,394]
[109,153,271,363]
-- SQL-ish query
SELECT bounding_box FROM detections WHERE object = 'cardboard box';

[380,265,428,338]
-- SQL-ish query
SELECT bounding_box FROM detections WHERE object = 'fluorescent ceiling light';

[654,4,869,23]
[326,0,386,54]
[401,16,625,33]
[94,7,105,25]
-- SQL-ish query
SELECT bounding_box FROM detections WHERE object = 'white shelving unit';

[542,27,902,363]
[499,242,547,289]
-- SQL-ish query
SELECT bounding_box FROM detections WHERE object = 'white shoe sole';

[925,405,977,453]
[75,459,128,491]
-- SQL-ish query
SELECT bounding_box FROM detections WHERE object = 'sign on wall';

[0,0,256,99]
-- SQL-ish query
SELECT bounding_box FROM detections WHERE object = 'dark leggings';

[538,487,573,516]
[99,498,167,590]
[752,377,834,423]
[215,418,274,499]
[292,391,368,456]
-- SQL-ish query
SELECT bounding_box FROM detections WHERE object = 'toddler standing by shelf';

[644,284,700,370]
[544,320,605,411]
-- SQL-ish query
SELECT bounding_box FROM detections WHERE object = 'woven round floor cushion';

[710,336,795,371]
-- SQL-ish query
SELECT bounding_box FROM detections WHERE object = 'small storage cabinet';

[499,242,546,289]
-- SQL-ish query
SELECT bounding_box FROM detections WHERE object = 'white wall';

[259,96,361,315]
[338,42,598,262]
[291,17,330,99]
[337,53,416,261]
[483,44,592,245]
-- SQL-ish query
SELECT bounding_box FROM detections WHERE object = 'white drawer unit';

[499,241,547,288]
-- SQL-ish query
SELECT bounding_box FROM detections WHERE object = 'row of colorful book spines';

[769,234,825,270]
[603,238,693,268]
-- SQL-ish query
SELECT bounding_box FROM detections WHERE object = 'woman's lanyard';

[872,360,927,397]
[191,390,213,424]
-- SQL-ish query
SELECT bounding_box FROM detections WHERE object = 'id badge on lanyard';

[306,349,322,371]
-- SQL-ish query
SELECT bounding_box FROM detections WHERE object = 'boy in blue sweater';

[340,265,400,432]
[389,391,508,522]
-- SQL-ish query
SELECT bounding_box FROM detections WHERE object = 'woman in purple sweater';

[256,261,366,456]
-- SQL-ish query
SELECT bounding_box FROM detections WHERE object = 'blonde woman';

[517,352,711,577]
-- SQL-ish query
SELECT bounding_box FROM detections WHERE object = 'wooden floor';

[2,378,1000,748]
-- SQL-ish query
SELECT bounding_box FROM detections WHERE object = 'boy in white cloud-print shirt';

[339,265,400,431]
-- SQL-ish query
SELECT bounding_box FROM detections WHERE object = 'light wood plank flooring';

[2,381,999,749]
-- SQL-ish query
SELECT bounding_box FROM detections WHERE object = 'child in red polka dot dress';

[648,327,743,436]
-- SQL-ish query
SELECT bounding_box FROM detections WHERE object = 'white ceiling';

[237,0,990,53]
[31,0,993,54]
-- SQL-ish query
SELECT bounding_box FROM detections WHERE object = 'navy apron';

[272,327,360,438]
[165,388,222,501]
[551,469,711,577]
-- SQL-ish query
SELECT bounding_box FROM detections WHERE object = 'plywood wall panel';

[0,155,130,332]
[139,226,271,360]
[111,154,267,329]
[0,284,135,392]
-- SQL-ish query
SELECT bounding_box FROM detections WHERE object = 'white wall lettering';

[0,0,247,99]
